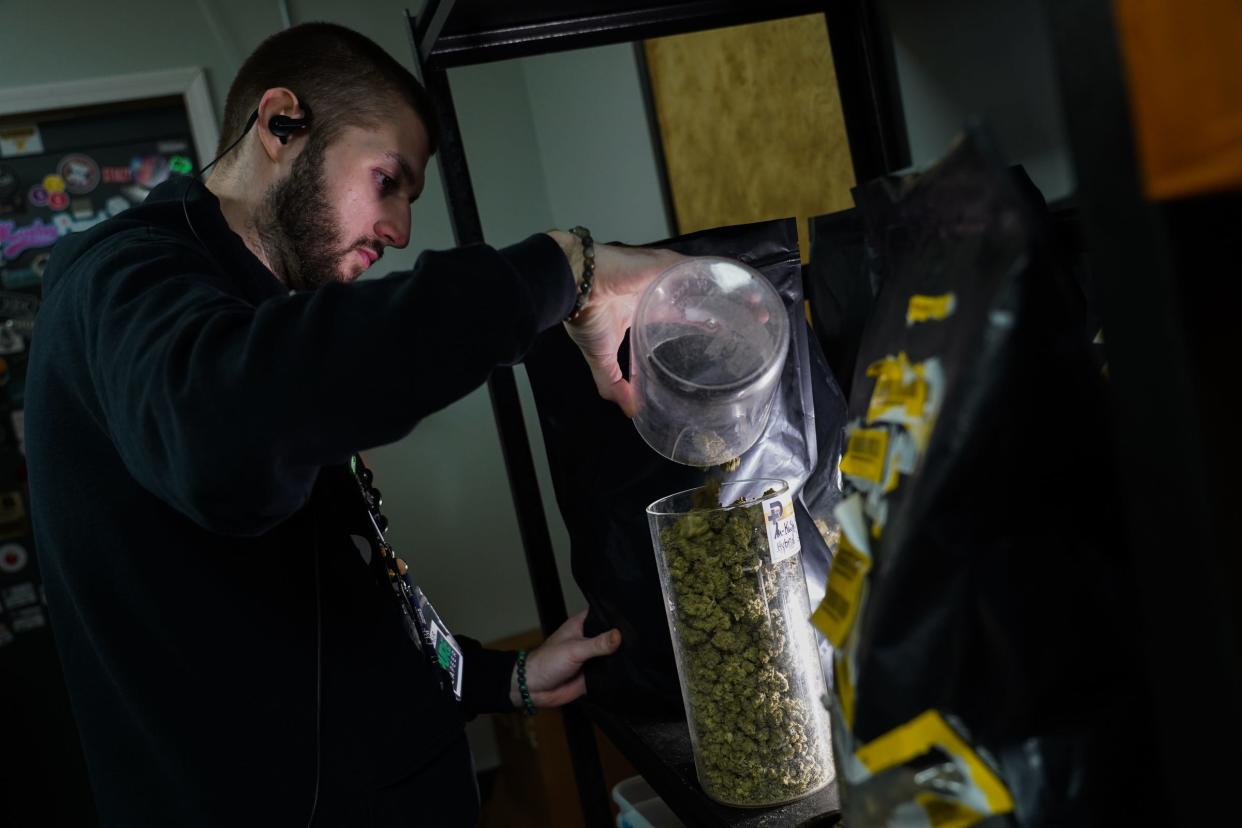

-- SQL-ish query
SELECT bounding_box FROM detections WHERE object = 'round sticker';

[48,191,69,211]
[0,165,21,216]
[31,251,51,277]
[130,155,170,189]
[27,185,49,207]
[43,174,66,193]
[0,543,27,574]
[0,165,18,200]
[58,154,101,195]
[0,327,22,356]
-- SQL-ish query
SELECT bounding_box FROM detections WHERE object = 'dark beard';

[253,138,344,292]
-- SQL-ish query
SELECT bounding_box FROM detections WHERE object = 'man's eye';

[376,170,396,192]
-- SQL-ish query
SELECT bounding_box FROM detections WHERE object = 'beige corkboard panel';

[643,14,855,260]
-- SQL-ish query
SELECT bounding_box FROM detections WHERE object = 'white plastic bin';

[612,775,686,828]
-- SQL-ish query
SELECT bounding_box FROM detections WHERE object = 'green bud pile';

[659,482,828,806]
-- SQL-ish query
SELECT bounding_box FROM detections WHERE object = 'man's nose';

[375,213,410,249]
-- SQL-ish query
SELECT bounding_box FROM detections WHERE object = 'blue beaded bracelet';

[516,650,537,716]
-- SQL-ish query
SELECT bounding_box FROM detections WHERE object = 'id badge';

[412,587,463,701]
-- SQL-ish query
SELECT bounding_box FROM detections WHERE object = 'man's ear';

[255,87,309,163]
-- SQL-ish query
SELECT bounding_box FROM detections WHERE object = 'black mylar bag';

[826,129,1150,825]
[523,218,847,715]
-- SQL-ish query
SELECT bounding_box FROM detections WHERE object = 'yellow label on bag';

[834,651,857,728]
[839,427,888,483]
[856,710,1014,817]
[812,533,871,648]
[916,794,986,828]
[883,449,903,494]
[866,352,929,422]
[907,292,957,324]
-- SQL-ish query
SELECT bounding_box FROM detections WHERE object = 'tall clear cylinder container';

[647,478,834,807]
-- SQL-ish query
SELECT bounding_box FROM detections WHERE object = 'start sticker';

[763,491,801,564]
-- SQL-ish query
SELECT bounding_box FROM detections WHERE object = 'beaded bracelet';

[516,650,537,716]
[565,225,595,322]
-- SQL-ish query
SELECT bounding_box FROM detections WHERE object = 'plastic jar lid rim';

[646,477,789,516]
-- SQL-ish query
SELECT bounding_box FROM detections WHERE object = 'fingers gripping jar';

[647,478,834,807]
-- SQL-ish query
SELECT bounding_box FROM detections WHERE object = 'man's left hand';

[510,608,621,710]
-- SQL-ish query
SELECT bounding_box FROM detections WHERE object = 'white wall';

[881,0,1076,200]
[522,44,673,244]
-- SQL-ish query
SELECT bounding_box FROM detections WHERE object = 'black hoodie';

[25,176,574,826]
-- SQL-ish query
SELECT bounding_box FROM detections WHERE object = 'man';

[26,22,681,827]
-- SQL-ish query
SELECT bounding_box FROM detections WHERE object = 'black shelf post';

[1043,0,1242,820]
[412,52,614,828]
[823,0,909,181]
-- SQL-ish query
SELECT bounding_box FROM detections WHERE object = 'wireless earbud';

[269,111,311,144]
[197,97,313,177]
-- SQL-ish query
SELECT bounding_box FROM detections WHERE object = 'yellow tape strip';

[833,650,856,729]
[856,710,1014,814]
[811,534,871,647]
[916,793,986,828]
[907,292,957,324]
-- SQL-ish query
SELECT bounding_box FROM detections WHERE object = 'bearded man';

[26,21,680,827]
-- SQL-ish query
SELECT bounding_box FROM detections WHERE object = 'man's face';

[255,103,431,291]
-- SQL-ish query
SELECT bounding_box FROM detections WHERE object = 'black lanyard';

[346,453,454,699]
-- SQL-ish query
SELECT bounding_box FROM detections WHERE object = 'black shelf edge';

[582,701,841,828]
[413,1,835,68]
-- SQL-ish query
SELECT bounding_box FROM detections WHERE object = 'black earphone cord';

[173,102,322,826]
[179,102,310,266]
[179,109,259,252]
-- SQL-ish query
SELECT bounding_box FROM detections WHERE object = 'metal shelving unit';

[406,2,906,826]
[409,1,1242,825]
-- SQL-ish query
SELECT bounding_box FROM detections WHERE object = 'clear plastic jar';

[630,257,789,467]
[647,478,834,807]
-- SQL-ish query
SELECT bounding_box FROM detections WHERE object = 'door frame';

[0,67,219,163]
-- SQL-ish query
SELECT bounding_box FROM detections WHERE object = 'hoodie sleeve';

[455,636,519,719]
[68,230,574,536]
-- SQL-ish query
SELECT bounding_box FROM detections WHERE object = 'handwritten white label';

[763,492,802,564]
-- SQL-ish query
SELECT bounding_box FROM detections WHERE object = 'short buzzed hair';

[215,22,439,164]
